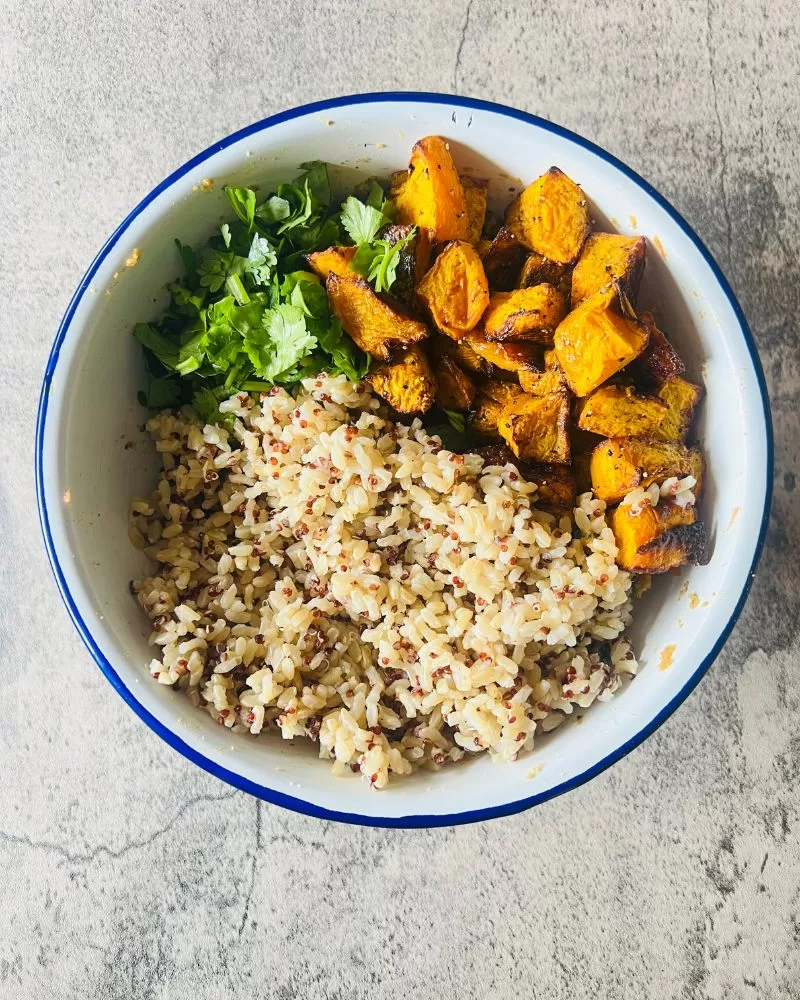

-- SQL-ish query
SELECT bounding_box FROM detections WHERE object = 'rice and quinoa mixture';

[129,374,640,787]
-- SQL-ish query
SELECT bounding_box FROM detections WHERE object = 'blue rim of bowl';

[35,92,774,828]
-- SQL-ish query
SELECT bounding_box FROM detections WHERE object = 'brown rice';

[129,374,638,787]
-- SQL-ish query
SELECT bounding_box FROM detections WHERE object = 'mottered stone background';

[1,1,798,997]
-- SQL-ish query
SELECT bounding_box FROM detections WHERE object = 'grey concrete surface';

[1,1,799,997]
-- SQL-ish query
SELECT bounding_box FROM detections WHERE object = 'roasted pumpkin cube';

[482,284,567,344]
[505,167,590,264]
[543,348,560,371]
[416,240,489,340]
[475,445,576,512]
[612,502,708,574]
[378,224,432,305]
[326,275,428,360]
[651,377,703,442]
[367,345,436,414]
[306,245,357,280]
[518,367,567,396]
[470,382,524,437]
[461,176,489,244]
[390,136,469,242]
[553,283,649,396]
[590,437,704,502]
[432,333,491,376]
[498,391,571,464]
[570,233,646,307]
[577,384,668,438]
[526,463,577,512]
[480,226,528,291]
[475,442,516,468]
[434,355,476,410]
[519,251,572,300]
[632,313,686,387]
[464,332,540,374]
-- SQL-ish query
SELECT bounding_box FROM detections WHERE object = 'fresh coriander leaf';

[350,242,381,278]
[365,180,386,210]
[280,270,322,300]
[197,248,236,293]
[220,223,232,248]
[340,195,387,245]
[256,195,291,224]
[243,233,277,286]
[224,185,257,230]
[138,374,182,409]
[442,408,466,432]
[192,385,236,433]
[174,239,197,276]
[296,160,331,208]
[315,316,370,382]
[244,303,317,381]
[133,323,179,369]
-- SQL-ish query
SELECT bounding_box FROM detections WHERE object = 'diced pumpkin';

[464,332,540,374]
[518,367,567,396]
[570,233,646,307]
[590,437,704,502]
[632,313,686,387]
[381,224,432,305]
[434,355,476,410]
[390,136,469,241]
[651,377,703,442]
[479,226,528,291]
[482,284,567,344]
[416,240,489,340]
[543,348,560,371]
[505,167,590,264]
[518,251,572,300]
[475,444,576,511]
[461,176,489,244]
[326,275,428,360]
[432,333,491,376]
[470,382,525,437]
[612,502,708,574]
[553,283,649,396]
[306,245,357,280]
[367,344,436,414]
[498,391,571,464]
[577,384,668,438]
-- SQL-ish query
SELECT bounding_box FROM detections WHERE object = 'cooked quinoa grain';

[130,374,638,787]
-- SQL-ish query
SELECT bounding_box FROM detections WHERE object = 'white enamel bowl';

[36,93,772,827]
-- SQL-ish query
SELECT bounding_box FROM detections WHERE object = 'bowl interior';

[38,96,769,824]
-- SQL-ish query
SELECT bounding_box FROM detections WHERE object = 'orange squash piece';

[518,368,567,396]
[326,275,428,360]
[570,233,646,307]
[518,251,572,300]
[367,345,436,414]
[432,333,491,376]
[483,284,567,344]
[505,167,590,264]
[553,283,648,396]
[589,437,704,502]
[631,313,686,387]
[416,241,489,340]
[306,245,357,280]
[461,176,489,245]
[433,355,476,410]
[498,391,571,464]
[577,384,668,438]
[470,382,525,437]
[390,136,469,242]
[612,502,708,574]
[464,332,540,374]
[651,377,703,442]
[480,226,528,291]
